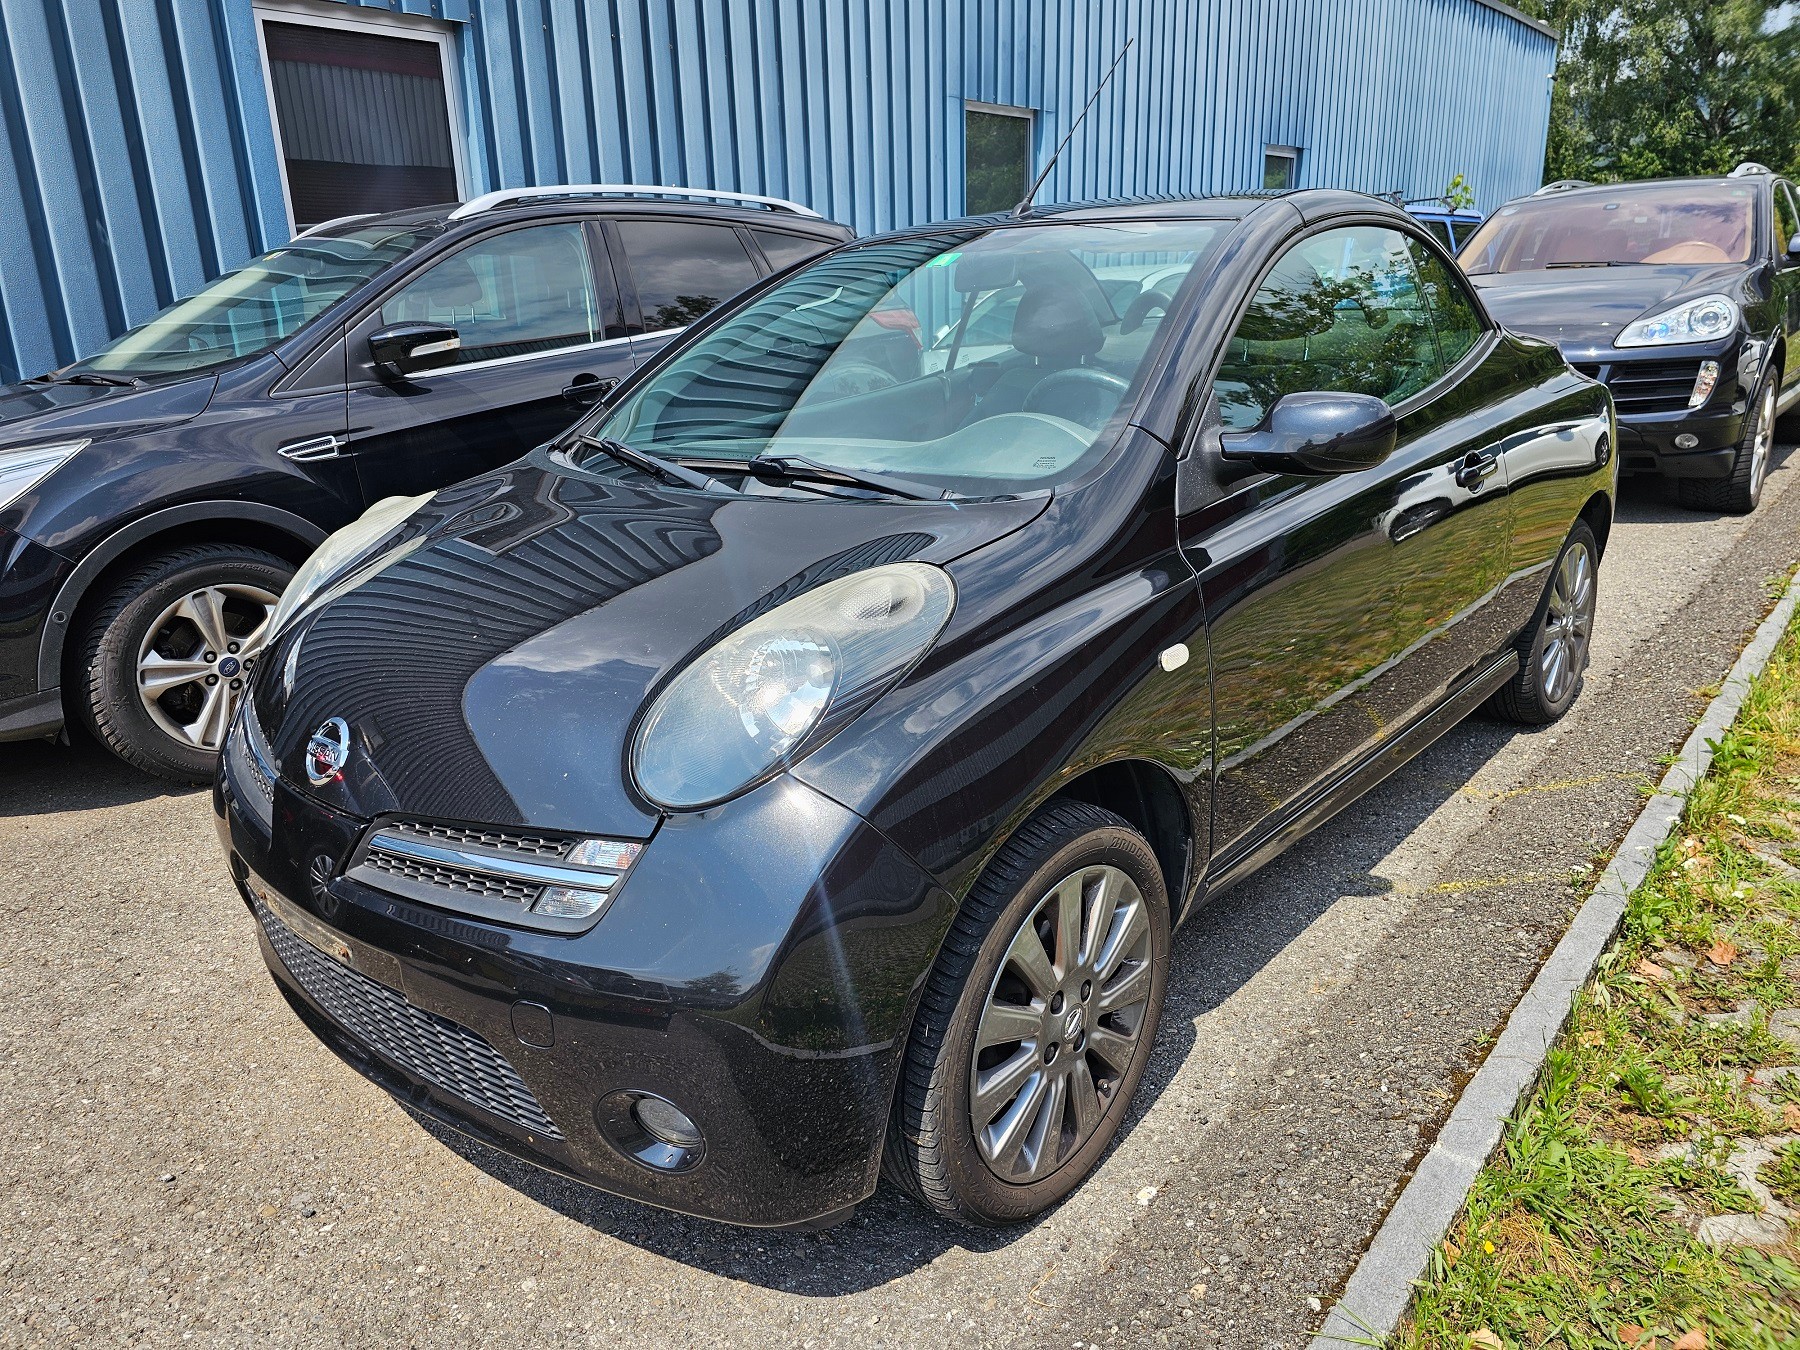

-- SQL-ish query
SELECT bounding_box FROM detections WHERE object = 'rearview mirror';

[369,321,461,378]
[1219,391,1397,476]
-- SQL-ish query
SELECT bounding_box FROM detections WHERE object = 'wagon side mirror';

[1218,391,1397,476]
[369,321,461,378]
[1786,237,1800,268]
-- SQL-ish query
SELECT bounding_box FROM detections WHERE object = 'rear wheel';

[1485,520,1597,726]
[74,544,290,782]
[1676,372,1776,515]
[884,800,1170,1225]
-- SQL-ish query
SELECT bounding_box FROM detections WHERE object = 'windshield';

[586,220,1225,498]
[74,225,435,376]
[1460,182,1757,274]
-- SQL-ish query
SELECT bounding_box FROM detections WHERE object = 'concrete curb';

[1312,570,1800,1348]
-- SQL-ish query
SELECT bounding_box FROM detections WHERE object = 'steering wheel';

[802,360,899,405]
[1121,288,1174,334]
[1023,368,1131,429]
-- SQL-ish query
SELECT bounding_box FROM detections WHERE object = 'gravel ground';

[4,451,1799,1348]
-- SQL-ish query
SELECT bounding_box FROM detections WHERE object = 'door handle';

[1453,449,1500,490]
[563,374,618,405]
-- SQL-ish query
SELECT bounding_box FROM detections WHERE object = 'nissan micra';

[216,191,1615,1228]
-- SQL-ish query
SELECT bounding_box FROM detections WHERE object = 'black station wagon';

[0,186,849,781]
[217,191,1616,1228]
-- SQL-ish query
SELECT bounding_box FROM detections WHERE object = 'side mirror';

[369,321,461,378]
[1786,238,1800,268]
[1218,391,1397,476]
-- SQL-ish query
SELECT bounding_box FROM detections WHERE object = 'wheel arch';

[1016,758,1195,924]
[40,502,326,690]
[1578,487,1613,560]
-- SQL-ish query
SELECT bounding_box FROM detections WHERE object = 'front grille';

[387,821,570,857]
[362,848,543,906]
[255,897,562,1138]
[223,707,275,829]
[1579,358,1704,415]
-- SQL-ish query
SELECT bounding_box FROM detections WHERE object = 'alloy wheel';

[1539,539,1595,706]
[135,583,278,750]
[1751,377,1777,497]
[968,863,1154,1184]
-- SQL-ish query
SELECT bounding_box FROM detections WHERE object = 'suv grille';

[1575,359,1704,415]
[256,896,562,1138]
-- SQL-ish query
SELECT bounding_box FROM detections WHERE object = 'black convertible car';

[1462,166,1800,514]
[216,191,1615,1228]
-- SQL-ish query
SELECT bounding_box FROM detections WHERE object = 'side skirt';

[1191,650,1521,911]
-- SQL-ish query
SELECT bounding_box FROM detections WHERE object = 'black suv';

[0,187,851,780]
[1461,164,1800,514]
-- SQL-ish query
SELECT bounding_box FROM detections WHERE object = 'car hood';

[1469,263,1749,352]
[256,454,1046,836]
[0,372,218,448]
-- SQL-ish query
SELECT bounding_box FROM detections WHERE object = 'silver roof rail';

[448,184,822,221]
[293,212,378,239]
[1730,161,1773,177]
[1533,179,1594,195]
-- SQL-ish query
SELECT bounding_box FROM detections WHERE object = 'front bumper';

[0,529,72,738]
[1568,346,1751,480]
[215,751,954,1228]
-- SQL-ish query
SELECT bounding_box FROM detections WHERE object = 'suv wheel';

[75,544,291,783]
[1485,520,1598,726]
[1677,372,1777,515]
[884,800,1170,1225]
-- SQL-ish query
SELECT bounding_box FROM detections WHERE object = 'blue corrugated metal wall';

[0,0,1554,384]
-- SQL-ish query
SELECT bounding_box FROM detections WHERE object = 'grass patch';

[1395,602,1800,1348]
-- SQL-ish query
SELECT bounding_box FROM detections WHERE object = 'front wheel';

[884,800,1170,1225]
[74,543,291,782]
[1484,520,1598,726]
[1676,372,1776,515]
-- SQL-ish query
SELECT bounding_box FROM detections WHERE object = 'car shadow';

[414,721,1499,1293]
[0,734,201,817]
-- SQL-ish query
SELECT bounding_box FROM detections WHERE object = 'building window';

[1263,145,1300,191]
[965,103,1034,216]
[254,8,465,232]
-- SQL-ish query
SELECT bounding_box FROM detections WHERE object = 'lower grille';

[1578,359,1704,415]
[255,897,563,1139]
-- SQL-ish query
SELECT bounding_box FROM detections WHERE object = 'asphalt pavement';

[4,450,1799,1348]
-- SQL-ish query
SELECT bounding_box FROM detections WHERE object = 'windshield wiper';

[28,370,138,387]
[1542,260,1637,269]
[575,434,734,493]
[744,454,944,501]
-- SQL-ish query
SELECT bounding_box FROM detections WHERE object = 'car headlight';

[632,562,955,809]
[265,493,432,641]
[0,440,87,510]
[1615,293,1739,347]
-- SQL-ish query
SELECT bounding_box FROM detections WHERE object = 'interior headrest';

[414,254,485,308]
[1010,286,1104,361]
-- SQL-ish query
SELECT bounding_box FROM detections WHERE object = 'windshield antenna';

[1013,39,1133,218]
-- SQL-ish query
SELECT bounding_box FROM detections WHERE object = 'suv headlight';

[632,562,955,810]
[0,440,87,510]
[1615,293,1739,347]
[266,493,432,641]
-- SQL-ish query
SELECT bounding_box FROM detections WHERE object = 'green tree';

[1515,0,1800,183]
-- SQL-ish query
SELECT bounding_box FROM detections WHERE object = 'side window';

[1405,237,1486,368]
[1214,226,1441,430]
[380,223,602,364]
[751,229,833,273]
[616,221,760,331]
[1774,184,1800,257]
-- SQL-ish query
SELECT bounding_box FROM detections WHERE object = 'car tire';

[74,543,291,783]
[884,799,1170,1226]
[1676,371,1777,515]
[1484,520,1598,727]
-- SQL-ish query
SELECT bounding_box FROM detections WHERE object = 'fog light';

[596,1091,706,1172]
[1688,359,1721,409]
[634,1096,703,1150]
[1674,433,1701,450]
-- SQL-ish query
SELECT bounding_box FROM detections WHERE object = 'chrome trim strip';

[279,434,345,462]
[403,330,641,380]
[366,830,621,890]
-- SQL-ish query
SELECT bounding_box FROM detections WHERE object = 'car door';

[1172,223,1515,865]
[1773,182,1800,400]
[341,219,634,502]
[608,217,765,367]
